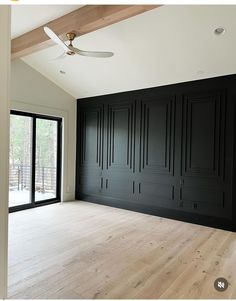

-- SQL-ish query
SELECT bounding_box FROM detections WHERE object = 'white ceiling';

[18,5,236,99]
[11,5,82,38]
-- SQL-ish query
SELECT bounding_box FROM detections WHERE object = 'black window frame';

[9,110,62,213]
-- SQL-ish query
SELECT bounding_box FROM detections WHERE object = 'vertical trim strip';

[0,6,11,299]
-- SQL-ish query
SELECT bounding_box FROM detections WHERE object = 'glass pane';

[35,119,58,202]
[9,115,32,207]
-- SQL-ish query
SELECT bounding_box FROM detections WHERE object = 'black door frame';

[9,110,62,213]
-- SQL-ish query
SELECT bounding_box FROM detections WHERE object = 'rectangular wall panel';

[78,174,102,196]
[137,181,175,208]
[107,101,135,172]
[140,96,175,175]
[180,89,227,218]
[182,90,225,179]
[103,176,134,199]
[137,95,178,210]
[79,105,103,170]
[76,104,103,197]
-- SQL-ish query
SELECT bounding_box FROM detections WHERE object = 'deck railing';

[9,164,57,193]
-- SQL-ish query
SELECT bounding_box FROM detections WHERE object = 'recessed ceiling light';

[59,70,66,75]
[214,27,226,35]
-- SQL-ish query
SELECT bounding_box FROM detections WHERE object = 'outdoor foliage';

[10,115,57,168]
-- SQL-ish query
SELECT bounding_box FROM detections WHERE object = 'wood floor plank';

[8,201,236,299]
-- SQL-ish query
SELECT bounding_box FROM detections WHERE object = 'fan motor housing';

[66,32,76,41]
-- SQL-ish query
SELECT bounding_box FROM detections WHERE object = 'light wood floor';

[8,201,236,299]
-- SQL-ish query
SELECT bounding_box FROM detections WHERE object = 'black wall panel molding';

[76,74,236,231]
[181,89,226,179]
[79,104,104,170]
[107,101,135,172]
[140,96,175,175]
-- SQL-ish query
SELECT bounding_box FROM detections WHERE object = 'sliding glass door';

[9,111,62,212]
[9,115,33,207]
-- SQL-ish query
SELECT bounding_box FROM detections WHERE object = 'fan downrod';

[66,32,76,45]
[65,32,76,55]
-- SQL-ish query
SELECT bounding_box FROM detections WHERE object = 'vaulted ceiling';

[12,5,236,99]
[11,5,83,39]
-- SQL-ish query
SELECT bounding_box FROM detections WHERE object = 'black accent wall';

[76,74,236,231]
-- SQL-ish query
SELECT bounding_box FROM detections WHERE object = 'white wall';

[0,5,11,299]
[11,59,76,202]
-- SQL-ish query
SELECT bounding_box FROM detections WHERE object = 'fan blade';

[69,46,114,58]
[44,27,69,52]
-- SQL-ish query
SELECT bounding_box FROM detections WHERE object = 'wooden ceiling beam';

[11,5,160,60]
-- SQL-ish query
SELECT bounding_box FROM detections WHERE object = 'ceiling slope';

[22,5,236,99]
[11,5,83,39]
[11,5,159,59]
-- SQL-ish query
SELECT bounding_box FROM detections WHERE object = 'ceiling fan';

[43,26,114,59]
